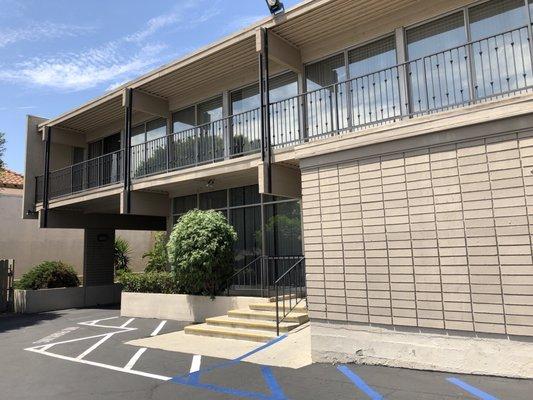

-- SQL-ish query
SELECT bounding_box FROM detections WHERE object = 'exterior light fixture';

[265,0,284,15]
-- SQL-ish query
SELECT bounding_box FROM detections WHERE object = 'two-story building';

[24,0,533,376]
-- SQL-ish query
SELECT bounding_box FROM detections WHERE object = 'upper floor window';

[131,118,167,145]
[469,0,527,40]
[172,96,223,133]
[231,84,260,114]
[348,35,396,78]
[407,12,466,61]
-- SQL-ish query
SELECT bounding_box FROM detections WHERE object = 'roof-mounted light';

[265,0,284,15]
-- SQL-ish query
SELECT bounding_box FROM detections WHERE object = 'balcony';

[36,25,533,204]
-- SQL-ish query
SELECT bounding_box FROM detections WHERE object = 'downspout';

[42,126,52,228]
[123,88,133,214]
[260,27,272,194]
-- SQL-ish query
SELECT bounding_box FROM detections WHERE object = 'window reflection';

[469,0,532,98]
[407,12,468,112]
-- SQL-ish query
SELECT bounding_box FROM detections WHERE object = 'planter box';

[121,292,268,322]
[14,284,122,314]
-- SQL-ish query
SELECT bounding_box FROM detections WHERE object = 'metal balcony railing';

[35,26,533,202]
[35,149,123,203]
[131,107,261,179]
[271,25,533,146]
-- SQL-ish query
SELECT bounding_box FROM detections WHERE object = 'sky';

[0,0,300,173]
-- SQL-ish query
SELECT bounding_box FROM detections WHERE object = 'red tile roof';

[0,169,24,189]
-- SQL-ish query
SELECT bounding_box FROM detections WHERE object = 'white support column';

[222,90,231,159]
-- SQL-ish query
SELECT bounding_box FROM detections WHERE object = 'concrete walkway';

[127,323,312,369]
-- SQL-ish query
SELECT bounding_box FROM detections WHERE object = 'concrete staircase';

[184,296,308,342]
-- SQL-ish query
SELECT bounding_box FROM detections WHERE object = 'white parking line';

[190,355,202,373]
[124,348,147,370]
[76,333,114,360]
[151,320,167,336]
[25,347,171,381]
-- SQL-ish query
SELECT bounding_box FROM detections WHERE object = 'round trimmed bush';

[167,210,237,296]
[16,261,80,290]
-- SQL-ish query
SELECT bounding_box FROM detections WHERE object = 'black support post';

[259,27,272,194]
[123,88,133,214]
[42,126,52,228]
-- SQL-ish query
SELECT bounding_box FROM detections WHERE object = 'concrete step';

[205,315,300,333]
[228,309,309,324]
[268,294,301,303]
[249,301,307,313]
[184,323,277,343]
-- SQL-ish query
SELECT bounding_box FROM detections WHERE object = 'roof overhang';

[39,0,428,132]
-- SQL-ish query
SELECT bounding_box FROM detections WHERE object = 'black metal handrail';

[225,255,263,296]
[225,255,304,298]
[274,256,306,335]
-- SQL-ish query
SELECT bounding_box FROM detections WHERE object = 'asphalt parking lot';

[0,307,532,399]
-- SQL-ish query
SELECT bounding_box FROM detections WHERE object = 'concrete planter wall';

[121,292,267,322]
[14,284,122,314]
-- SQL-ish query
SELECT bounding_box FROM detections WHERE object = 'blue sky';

[0,0,300,173]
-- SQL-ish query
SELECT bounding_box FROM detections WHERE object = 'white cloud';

[0,0,222,92]
[126,0,222,43]
[0,42,169,91]
[0,23,95,48]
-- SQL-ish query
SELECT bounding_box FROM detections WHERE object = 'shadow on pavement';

[0,312,61,334]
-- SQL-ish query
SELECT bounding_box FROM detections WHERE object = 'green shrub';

[114,237,131,273]
[118,271,179,294]
[16,261,80,290]
[143,232,169,272]
[167,209,237,297]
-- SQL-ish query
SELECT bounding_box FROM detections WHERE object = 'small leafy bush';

[16,261,80,290]
[167,210,237,297]
[143,232,169,273]
[114,237,131,273]
[118,271,180,294]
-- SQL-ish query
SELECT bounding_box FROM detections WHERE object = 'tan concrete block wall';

[302,131,533,337]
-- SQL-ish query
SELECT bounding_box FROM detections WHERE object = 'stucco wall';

[0,188,155,278]
[301,128,533,338]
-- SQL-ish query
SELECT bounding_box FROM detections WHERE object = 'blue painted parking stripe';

[337,365,384,400]
[174,334,288,381]
[447,377,500,400]
[261,366,286,400]
[234,334,288,362]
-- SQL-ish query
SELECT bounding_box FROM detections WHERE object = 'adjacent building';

[24,0,533,376]
[0,169,153,278]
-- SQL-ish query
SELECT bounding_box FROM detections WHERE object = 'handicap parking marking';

[447,377,501,400]
[337,365,384,400]
[171,334,289,400]
[23,315,176,381]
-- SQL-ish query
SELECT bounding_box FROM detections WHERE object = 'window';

[230,185,261,207]
[199,189,227,210]
[305,54,346,138]
[171,96,224,167]
[231,84,260,114]
[348,36,399,125]
[130,118,167,177]
[407,12,468,112]
[171,185,302,270]
[469,0,531,97]
[88,133,122,186]
[269,72,300,146]
[469,0,527,39]
[230,84,262,155]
